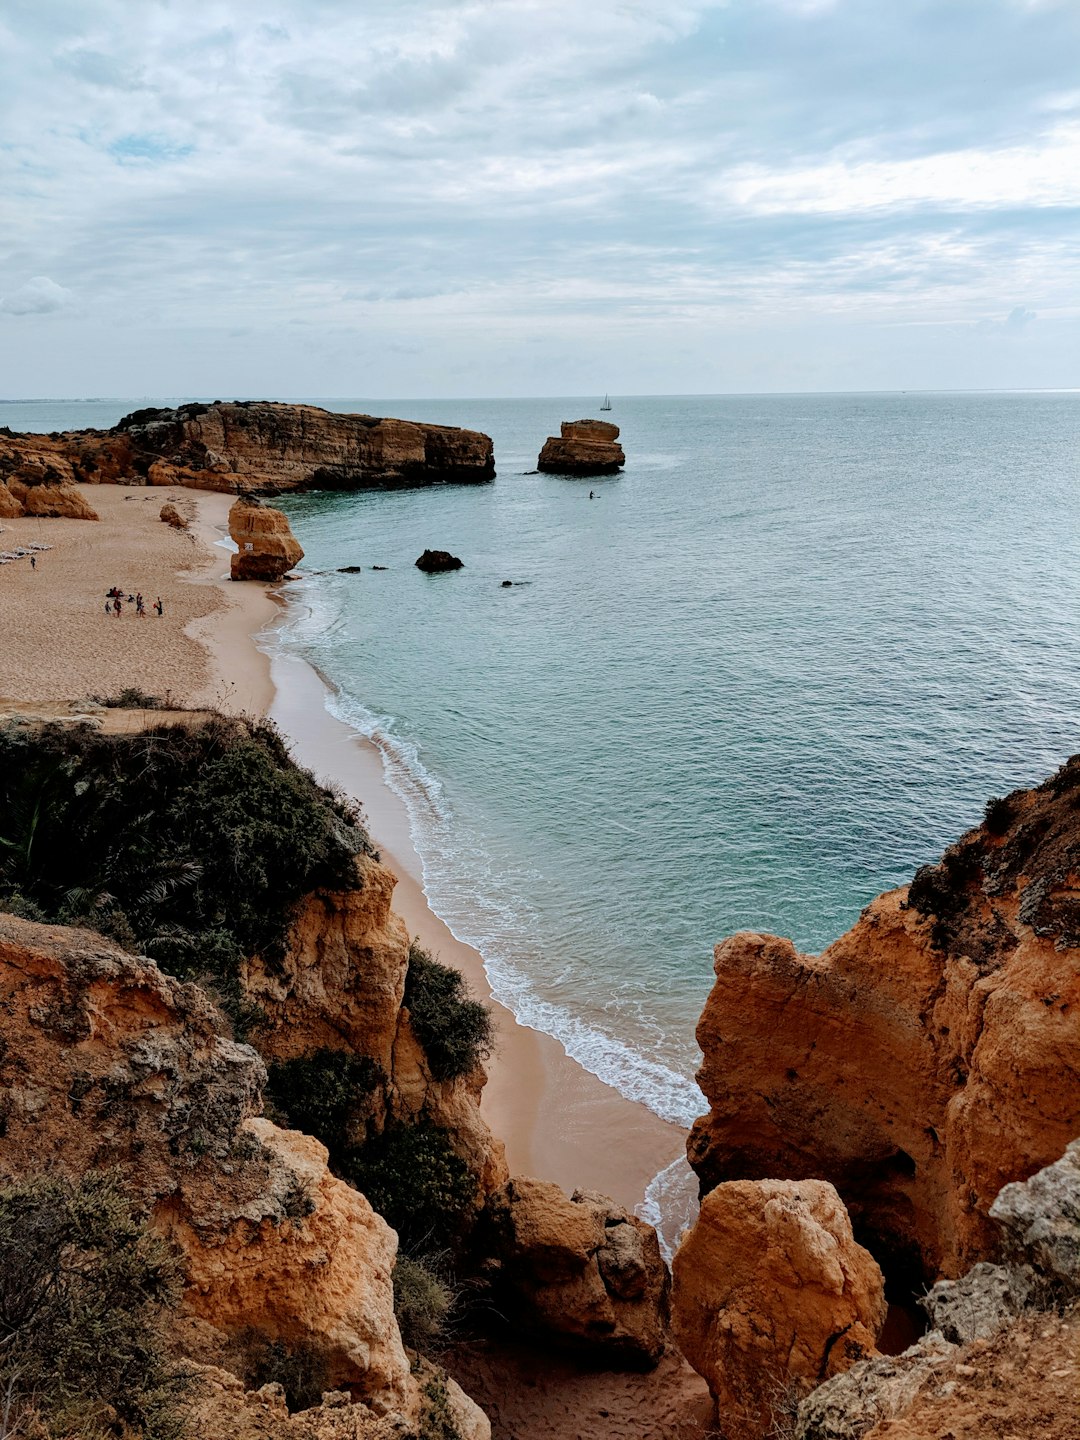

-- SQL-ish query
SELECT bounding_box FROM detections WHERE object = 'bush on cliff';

[393,1254,456,1355]
[341,1120,477,1254]
[0,715,373,981]
[0,1170,186,1439]
[404,942,494,1082]
[266,1048,384,1152]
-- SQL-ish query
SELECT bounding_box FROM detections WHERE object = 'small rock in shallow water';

[337,565,363,573]
[415,549,463,573]
[501,580,513,587]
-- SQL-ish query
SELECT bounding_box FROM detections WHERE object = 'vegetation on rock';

[404,942,495,1082]
[0,1170,186,1440]
[0,716,372,982]
[266,1048,384,1153]
[393,1255,456,1356]
[342,1121,478,1254]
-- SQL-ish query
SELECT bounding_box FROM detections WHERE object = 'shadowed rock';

[415,549,463,572]
[538,419,624,476]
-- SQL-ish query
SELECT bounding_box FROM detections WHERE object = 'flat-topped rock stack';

[538,418,624,476]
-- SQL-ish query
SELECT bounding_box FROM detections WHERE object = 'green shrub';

[0,1170,186,1440]
[266,1048,384,1154]
[393,1254,455,1356]
[239,1335,329,1413]
[0,715,373,981]
[404,943,494,1082]
[412,1373,464,1440]
[341,1121,477,1254]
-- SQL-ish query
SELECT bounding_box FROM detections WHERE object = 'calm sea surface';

[11,393,1080,1131]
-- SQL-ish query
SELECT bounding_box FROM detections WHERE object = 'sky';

[2,0,1080,398]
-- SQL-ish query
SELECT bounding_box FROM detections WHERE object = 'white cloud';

[0,276,75,316]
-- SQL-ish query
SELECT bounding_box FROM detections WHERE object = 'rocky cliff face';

[0,915,417,1416]
[243,849,508,1200]
[0,402,495,497]
[537,420,624,476]
[0,441,98,519]
[229,495,305,580]
[688,757,1080,1280]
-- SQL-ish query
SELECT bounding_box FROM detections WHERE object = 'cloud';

[0,276,75,316]
[976,305,1038,333]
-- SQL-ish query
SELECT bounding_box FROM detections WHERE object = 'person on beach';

[114,597,122,617]
[136,593,145,617]
[105,600,112,616]
[155,597,164,616]
[29,555,35,570]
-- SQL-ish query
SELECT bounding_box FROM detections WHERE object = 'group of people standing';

[105,587,164,619]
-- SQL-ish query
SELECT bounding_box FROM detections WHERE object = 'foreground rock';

[415,548,463,572]
[0,914,428,1418]
[688,754,1080,1280]
[0,450,98,520]
[229,495,304,580]
[797,1143,1080,1439]
[479,1177,669,1368]
[537,419,624,476]
[672,1179,886,1437]
[2,401,495,496]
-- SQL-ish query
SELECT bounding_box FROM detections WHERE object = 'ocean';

[10,392,1080,1135]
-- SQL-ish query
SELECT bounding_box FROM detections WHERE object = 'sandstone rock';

[537,419,624,476]
[0,482,22,518]
[415,549,463,572]
[0,402,495,496]
[688,757,1080,1279]
[229,496,304,581]
[160,500,190,529]
[480,1176,668,1367]
[0,914,414,1417]
[671,1178,886,1437]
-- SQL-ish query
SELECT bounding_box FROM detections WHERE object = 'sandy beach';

[0,482,689,1212]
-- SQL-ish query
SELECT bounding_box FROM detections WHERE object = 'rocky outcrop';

[0,435,97,520]
[796,1142,1080,1440]
[0,914,418,1419]
[671,1179,886,1437]
[415,549,463,573]
[242,851,508,1198]
[229,496,304,581]
[688,757,1080,1280]
[537,420,624,476]
[478,1177,669,1368]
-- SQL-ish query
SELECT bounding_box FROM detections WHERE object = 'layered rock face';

[671,1179,886,1437]
[0,444,98,520]
[229,495,304,581]
[242,850,508,1198]
[479,1177,669,1368]
[537,419,624,475]
[0,914,415,1417]
[688,758,1080,1279]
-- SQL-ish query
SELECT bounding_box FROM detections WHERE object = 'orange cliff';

[0,400,495,499]
[686,757,1080,1282]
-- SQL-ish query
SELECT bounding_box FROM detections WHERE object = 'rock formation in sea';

[686,756,1080,1282]
[537,420,624,476]
[1,401,495,498]
[415,548,464,572]
[229,495,305,581]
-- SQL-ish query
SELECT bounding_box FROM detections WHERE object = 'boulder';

[480,1176,668,1367]
[671,1178,886,1437]
[229,496,304,581]
[415,549,463,573]
[159,501,189,529]
[337,565,363,574]
[537,419,624,476]
[687,754,1080,1279]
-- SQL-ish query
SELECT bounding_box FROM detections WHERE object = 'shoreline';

[0,482,693,1221]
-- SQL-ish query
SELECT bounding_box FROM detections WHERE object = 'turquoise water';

[12,393,1080,1130]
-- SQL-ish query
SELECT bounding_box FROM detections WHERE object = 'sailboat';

[600,394,612,411]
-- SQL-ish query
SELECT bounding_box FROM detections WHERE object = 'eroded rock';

[415,549,463,572]
[671,1178,886,1437]
[479,1176,669,1368]
[229,496,304,581]
[537,420,624,476]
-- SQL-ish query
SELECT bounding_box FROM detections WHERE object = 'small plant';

[404,943,494,1082]
[239,1335,329,1413]
[0,1170,186,1440]
[341,1121,477,1254]
[266,1048,384,1154]
[93,686,166,709]
[393,1254,456,1356]
[414,1372,464,1440]
[984,794,1015,836]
